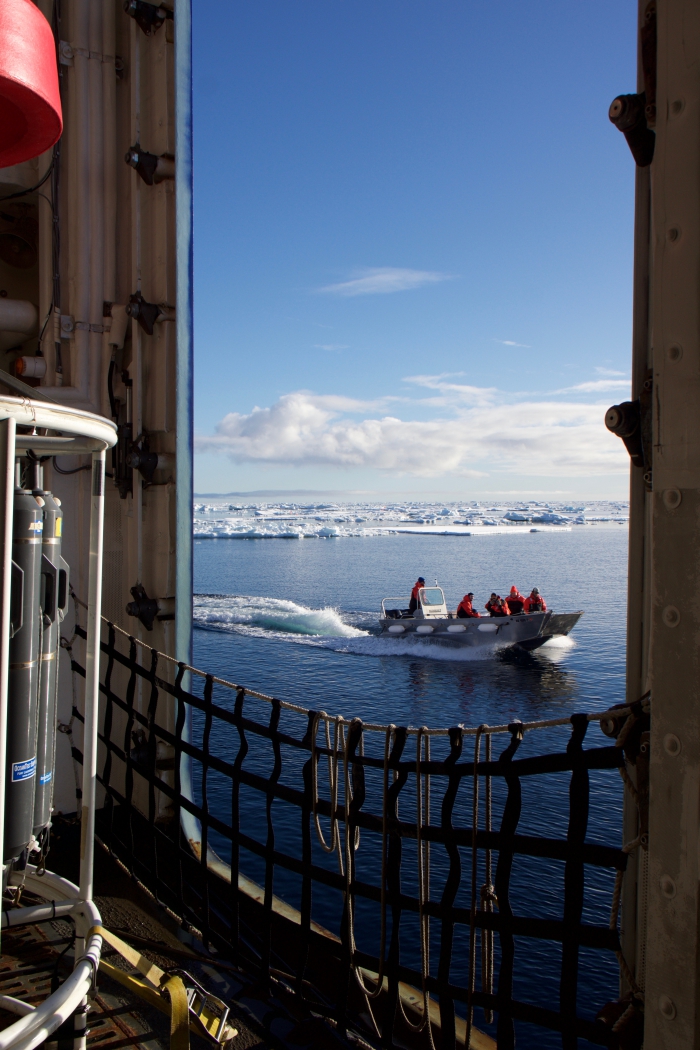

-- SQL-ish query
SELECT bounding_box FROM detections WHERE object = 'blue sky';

[193,1,636,498]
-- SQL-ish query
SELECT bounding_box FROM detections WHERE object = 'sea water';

[193,519,629,1048]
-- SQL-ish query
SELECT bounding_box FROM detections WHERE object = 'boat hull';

[378,610,583,650]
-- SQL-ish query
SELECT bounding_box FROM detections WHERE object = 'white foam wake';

[193,594,365,638]
[192,595,507,661]
[312,635,496,662]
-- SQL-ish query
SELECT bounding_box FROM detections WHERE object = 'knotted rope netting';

[64,608,649,1050]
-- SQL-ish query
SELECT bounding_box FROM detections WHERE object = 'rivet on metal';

[664,734,681,756]
[660,875,676,899]
[662,606,680,628]
[667,344,683,362]
[668,227,680,242]
[663,488,682,510]
[670,98,684,115]
[658,995,676,1020]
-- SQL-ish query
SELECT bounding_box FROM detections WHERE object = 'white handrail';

[0,397,117,449]
[0,397,111,1049]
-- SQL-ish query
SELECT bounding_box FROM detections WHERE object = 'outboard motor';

[4,466,43,863]
[28,460,69,843]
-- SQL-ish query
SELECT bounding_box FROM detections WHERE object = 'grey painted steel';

[174,0,200,860]
[378,610,582,650]
[638,1,700,1044]
[30,471,68,838]
[5,489,43,862]
[175,0,194,670]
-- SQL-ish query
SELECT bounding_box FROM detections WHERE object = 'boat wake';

[193,595,505,661]
[193,594,365,638]
[541,635,577,649]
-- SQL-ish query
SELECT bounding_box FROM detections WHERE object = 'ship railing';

[66,606,649,1050]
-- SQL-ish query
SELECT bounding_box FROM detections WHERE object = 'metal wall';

[623,1,700,1046]
[0,0,192,818]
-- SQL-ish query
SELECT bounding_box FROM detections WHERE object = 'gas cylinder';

[4,472,43,862]
[29,461,68,840]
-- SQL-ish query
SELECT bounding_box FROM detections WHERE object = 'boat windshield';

[421,588,445,606]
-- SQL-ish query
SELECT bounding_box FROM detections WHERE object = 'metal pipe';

[78,450,105,903]
[0,300,38,335]
[37,146,53,361]
[87,2,104,414]
[0,998,34,1018]
[1,901,74,928]
[40,0,93,409]
[0,923,101,1050]
[101,0,117,420]
[0,418,16,941]
[68,0,90,402]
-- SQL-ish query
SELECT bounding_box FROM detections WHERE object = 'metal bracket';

[125,145,175,187]
[124,0,173,36]
[126,584,159,632]
[605,373,653,489]
[126,433,158,485]
[126,291,162,335]
[608,2,656,166]
[167,969,231,1044]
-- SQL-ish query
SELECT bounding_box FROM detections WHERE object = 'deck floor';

[0,818,364,1050]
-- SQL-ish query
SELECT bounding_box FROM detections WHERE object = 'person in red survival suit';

[508,585,526,613]
[409,577,425,613]
[492,596,511,616]
[484,592,499,614]
[456,593,481,618]
[523,587,547,613]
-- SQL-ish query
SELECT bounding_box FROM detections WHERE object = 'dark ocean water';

[192,527,629,1048]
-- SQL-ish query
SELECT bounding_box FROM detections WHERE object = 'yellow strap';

[163,974,190,1050]
[90,926,237,1046]
[99,961,190,1050]
[91,924,166,989]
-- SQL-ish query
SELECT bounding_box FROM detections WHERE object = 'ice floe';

[192,498,629,539]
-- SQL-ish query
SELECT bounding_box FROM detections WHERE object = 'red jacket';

[486,597,510,616]
[509,588,525,602]
[411,581,423,601]
[524,592,547,613]
[457,597,480,618]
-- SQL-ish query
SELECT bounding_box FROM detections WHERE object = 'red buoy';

[0,0,62,169]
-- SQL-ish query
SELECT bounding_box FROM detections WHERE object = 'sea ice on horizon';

[192,498,627,540]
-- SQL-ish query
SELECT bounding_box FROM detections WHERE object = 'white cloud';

[318,267,451,297]
[595,367,626,376]
[403,374,498,406]
[196,380,628,478]
[556,379,630,394]
[495,339,531,348]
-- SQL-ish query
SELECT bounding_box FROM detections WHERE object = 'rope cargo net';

[65,603,649,1050]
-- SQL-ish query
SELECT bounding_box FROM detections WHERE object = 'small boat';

[379,585,583,651]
